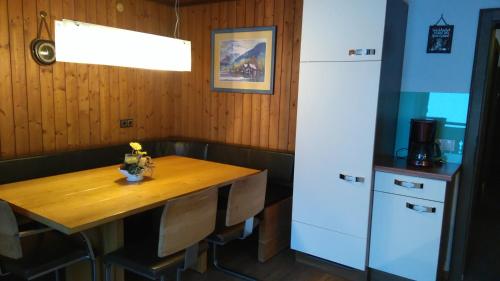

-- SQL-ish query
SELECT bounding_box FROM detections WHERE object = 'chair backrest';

[225,170,268,227]
[0,201,22,259]
[157,188,218,257]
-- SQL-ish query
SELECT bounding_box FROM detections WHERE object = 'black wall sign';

[427,15,454,54]
[427,25,454,53]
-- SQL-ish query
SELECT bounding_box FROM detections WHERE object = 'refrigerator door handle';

[339,173,365,183]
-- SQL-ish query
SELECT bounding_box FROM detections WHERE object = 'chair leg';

[55,269,60,281]
[210,243,258,281]
[104,263,113,281]
[90,258,97,281]
[176,267,182,281]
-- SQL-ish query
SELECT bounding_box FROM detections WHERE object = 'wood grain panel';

[0,0,302,159]
[0,0,16,158]
[169,0,301,152]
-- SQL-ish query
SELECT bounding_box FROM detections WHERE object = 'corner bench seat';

[0,139,294,262]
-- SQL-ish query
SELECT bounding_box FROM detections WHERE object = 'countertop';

[374,156,461,182]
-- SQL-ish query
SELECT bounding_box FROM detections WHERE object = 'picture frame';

[211,26,276,94]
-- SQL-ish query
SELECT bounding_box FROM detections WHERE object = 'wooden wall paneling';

[193,5,204,140]
[126,0,138,142]
[23,0,44,154]
[37,0,56,153]
[216,1,228,143]
[107,0,121,144]
[96,0,111,144]
[208,2,219,141]
[135,0,147,140]
[268,0,283,150]
[153,2,164,139]
[250,0,264,147]
[224,1,236,144]
[233,0,245,144]
[62,0,80,149]
[259,0,273,149]
[86,0,101,145]
[50,0,68,151]
[241,0,254,146]
[75,0,91,147]
[200,3,211,140]
[146,0,161,139]
[277,0,294,150]
[8,0,30,155]
[186,5,196,138]
[0,0,16,158]
[179,5,190,138]
[158,4,173,138]
[287,0,302,151]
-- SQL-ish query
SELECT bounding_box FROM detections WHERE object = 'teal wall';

[394,91,469,163]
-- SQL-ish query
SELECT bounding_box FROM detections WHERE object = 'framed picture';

[211,26,276,94]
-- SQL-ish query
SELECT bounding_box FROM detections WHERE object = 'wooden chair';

[0,200,96,281]
[207,170,268,281]
[103,188,218,281]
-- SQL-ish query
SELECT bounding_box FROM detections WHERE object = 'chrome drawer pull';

[339,174,365,183]
[394,179,423,189]
[406,203,436,213]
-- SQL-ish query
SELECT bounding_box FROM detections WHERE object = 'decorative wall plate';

[31,39,56,65]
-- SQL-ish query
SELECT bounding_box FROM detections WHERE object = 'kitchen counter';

[374,156,461,182]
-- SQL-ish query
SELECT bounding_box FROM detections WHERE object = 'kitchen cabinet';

[369,160,461,280]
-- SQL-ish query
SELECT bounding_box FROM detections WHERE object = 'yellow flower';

[129,142,142,151]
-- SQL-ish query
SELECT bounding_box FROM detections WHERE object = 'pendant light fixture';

[55,0,191,71]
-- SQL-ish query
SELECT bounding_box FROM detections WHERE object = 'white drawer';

[374,171,446,202]
[291,220,367,270]
[369,191,444,281]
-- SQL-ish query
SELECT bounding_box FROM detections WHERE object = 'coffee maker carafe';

[407,119,442,167]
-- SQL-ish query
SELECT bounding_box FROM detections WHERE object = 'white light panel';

[55,19,191,71]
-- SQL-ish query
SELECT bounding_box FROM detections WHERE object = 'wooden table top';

[0,156,259,234]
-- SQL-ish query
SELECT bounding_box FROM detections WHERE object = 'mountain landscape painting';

[219,39,267,82]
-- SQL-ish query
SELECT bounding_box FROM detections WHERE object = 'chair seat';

[208,218,260,245]
[104,241,208,279]
[1,231,88,279]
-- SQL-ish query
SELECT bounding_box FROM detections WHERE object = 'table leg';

[66,220,124,281]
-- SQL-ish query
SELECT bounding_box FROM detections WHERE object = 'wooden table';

[0,156,259,280]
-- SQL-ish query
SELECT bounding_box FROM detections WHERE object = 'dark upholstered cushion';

[103,241,208,279]
[153,140,208,159]
[206,143,250,167]
[207,142,294,206]
[206,143,294,185]
[0,232,89,279]
[248,149,294,186]
[0,144,132,184]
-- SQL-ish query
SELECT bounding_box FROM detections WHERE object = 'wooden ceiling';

[157,0,237,6]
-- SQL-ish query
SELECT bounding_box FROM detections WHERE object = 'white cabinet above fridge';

[300,0,387,62]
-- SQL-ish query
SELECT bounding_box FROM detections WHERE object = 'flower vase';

[119,169,144,182]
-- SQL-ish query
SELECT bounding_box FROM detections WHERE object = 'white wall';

[401,0,500,93]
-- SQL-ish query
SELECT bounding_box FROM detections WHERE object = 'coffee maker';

[407,119,442,167]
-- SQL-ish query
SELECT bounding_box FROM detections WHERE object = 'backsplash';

[394,91,470,163]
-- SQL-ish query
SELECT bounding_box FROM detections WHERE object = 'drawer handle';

[394,179,423,189]
[406,203,436,213]
[339,174,364,183]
